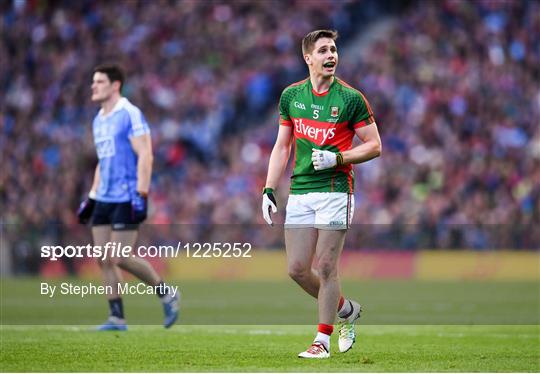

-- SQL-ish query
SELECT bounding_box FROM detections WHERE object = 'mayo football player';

[263,30,382,358]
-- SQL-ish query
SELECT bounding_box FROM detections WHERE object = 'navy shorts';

[91,201,139,231]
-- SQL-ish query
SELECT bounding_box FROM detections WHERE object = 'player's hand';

[262,187,277,225]
[131,191,148,224]
[77,196,96,224]
[311,148,343,171]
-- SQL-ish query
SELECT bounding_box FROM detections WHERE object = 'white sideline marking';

[1,325,536,340]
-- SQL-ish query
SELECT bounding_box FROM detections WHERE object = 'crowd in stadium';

[2,0,538,250]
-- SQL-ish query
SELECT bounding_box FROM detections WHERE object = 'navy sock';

[108,298,124,319]
[156,280,167,298]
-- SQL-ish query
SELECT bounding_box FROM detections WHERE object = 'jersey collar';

[310,77,336,97]
[98,97,128,118]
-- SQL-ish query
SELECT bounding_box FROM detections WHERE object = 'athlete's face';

[305,37,338,78]
[91,72,119,103]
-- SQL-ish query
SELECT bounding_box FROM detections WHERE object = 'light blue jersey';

[92,97,150,203]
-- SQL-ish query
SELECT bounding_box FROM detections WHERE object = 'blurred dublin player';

[262,30,382,358]
[77,64,179,331]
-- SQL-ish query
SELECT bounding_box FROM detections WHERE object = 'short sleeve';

[351,92,375,129]
[278,88,293,127]
[126,106,150,138]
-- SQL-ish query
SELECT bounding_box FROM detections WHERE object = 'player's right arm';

[265,86,295,190]
[262,87,295,225]
[262,124,293,225]
[264,125,294,190]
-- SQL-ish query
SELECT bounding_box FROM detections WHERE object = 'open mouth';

[323,61,336,68]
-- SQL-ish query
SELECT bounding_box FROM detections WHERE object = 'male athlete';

[77,64,179,331]
[262,30,382,358]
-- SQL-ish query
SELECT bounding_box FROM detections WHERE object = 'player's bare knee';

[317,259,337,282]
[288,262,309,282]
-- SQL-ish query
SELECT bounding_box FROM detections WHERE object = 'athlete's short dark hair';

[93,63,125,91]
[302,30,338,55]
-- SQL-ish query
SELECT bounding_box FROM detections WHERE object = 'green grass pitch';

[1,278,539,372]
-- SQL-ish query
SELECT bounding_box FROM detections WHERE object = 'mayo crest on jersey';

[92,97,150,202]
[279,77,375,194]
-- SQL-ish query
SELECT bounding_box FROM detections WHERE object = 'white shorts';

[285,192,354,230]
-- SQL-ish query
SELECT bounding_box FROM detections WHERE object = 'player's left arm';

[311,124,381,170]
[341,123,382,164]
[130,134,153,194]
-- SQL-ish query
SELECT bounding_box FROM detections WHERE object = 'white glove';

[312,148,340,170]
[262,189,277,225]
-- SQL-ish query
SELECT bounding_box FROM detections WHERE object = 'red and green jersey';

[279,77,375,194]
